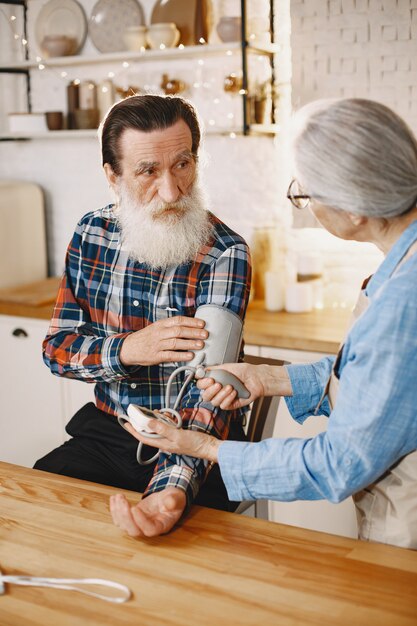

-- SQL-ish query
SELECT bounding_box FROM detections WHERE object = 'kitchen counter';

[245,299,350,353]
[0,278,350,353]
[0,277,60,321]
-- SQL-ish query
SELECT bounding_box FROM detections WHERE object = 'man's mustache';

[149,199,189,218]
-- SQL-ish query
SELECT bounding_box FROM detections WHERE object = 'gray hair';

[291,98,417,218]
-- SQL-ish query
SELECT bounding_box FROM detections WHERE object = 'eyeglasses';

[287,178,311,210]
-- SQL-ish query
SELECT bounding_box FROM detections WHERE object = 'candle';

[97,79,115,121]
[264,271,284,312]
[285,282,313,313]
[79,80,97,110]
[66,80,79,130]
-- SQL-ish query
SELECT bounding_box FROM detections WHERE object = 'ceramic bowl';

[123,25,147,51]
[146,22,180,49]
[40,35,76,58]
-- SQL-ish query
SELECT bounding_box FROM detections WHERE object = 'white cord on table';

[0,574,132,603]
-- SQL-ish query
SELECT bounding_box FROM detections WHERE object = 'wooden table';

[1,463,416,625]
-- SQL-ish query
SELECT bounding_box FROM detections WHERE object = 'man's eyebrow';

[135,160,159,173]
[176,149,195,161]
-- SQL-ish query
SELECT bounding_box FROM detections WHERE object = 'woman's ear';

[346,212,367,227]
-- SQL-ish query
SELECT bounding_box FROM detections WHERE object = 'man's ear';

[104,163,118,190]
[346,212,367,227]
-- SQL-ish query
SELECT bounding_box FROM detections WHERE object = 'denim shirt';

[219,220,417,503]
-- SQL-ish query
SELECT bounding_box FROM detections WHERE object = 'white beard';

[115,181,213,270]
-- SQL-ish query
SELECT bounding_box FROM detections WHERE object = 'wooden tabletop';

[0,278,349,353]
[1,462,416,626]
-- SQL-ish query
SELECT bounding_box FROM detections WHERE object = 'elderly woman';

[111,98,417,548]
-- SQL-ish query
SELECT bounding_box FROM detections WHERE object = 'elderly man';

[35,94,251,537]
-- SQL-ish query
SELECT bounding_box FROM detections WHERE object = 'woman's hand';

[123,420,221,463]
[196,363,293,410]
[196,363,266,410]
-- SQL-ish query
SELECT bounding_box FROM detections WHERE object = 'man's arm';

[144,240,252,506]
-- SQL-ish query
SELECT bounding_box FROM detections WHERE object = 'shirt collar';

[366,219,417,296]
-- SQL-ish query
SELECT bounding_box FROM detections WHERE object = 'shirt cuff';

[285,362,330,421]
[144,464,199,507]
[218,440,252,501]
[101,333,140,379]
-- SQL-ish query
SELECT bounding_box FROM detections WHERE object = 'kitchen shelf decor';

[0,0,279,139]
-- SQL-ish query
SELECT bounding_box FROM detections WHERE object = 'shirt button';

[133,300,139,307]
[130,383,137,389]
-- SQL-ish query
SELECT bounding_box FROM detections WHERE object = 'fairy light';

[2,8,256,135]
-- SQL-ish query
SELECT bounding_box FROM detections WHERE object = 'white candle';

[97,80,115,121]
[79,80,97,110]
[264,271,284,311]
[285,282,313,313]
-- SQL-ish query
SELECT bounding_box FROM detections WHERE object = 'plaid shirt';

[43,205,251,504]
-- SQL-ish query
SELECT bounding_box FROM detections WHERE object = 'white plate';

[35,0,87,56]
[89,0,145,53]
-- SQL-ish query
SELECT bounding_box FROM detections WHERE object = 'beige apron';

[317,268,417,549]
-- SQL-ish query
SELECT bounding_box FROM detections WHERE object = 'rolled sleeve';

[285,357,334,421]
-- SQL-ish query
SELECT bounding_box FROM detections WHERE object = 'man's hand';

[120,316,208,367]
[123,419,221,463]
[110,487,186,537]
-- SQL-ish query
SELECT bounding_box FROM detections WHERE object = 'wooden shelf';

[0,125,279,141]
[0,42,279,71]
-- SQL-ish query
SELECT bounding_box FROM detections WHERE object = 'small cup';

[45,111,64,131]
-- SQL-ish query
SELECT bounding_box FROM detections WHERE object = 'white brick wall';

[291,0,417,134]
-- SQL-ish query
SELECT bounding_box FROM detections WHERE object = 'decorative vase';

[216,16,241,43]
